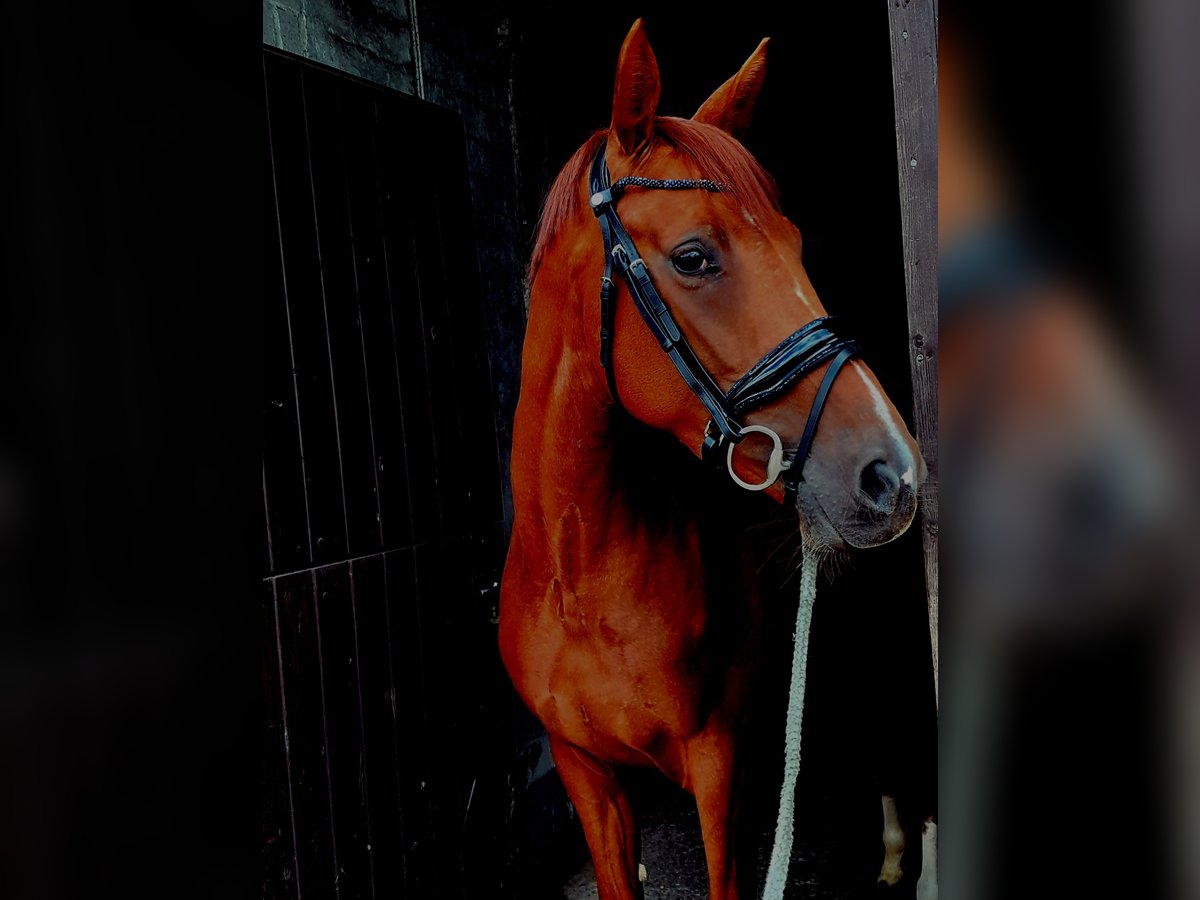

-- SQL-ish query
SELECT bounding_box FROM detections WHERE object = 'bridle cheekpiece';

[587,146,858,500]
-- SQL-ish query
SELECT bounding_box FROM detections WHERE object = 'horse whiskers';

[743,508,798,534]
[818,547,850,580]
[769,531,842,589]
[800,537,849,582]
[756,529,803,575]
[744,519,794,535]
[777,543,806,588]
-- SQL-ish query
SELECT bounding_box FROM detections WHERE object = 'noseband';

[588,147,858,499]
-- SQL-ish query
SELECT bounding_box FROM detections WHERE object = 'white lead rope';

[761,542,819,900]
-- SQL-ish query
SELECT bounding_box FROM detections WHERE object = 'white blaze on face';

[852,361,916,476]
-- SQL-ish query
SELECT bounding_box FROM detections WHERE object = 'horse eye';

[671,247,715,276]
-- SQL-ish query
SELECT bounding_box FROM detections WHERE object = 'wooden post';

[886,0,939,709]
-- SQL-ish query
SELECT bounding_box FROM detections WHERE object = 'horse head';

[534,20,924,549]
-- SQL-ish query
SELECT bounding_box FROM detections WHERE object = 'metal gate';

[261,47,515,899]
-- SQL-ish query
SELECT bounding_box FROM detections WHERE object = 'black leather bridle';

[588,146,859,499]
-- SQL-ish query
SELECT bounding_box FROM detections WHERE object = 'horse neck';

[516,252,626,524]
[515,243,710,578]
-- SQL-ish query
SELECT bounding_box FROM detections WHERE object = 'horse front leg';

[549,736,643,900]
[686,730,750,900]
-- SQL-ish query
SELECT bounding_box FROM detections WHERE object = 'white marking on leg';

[916,819,938,900]
[853,362,915,473]
[638,863,647,883]
[879,794,906,886]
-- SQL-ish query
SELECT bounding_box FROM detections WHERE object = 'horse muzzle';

[795,449,924,549]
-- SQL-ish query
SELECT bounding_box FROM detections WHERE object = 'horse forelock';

[528,119,782,284]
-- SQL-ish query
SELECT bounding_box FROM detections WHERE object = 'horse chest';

[527,568,755,755]
[501,496,762,766]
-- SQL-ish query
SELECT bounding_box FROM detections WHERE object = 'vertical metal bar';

[265,55,316,565]
[310,570,342,899]
[272,580,303,899]
[407,0,426,100]
[300,71,353,555]
[346,561,378,898]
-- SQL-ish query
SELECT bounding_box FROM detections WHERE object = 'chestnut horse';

[499,21,923,899]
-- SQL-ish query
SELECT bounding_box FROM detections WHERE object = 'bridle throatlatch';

[588,147,859,498]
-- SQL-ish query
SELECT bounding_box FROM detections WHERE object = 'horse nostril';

[859,459,901,514]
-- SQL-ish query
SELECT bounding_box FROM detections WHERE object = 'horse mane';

[528,117,782,282]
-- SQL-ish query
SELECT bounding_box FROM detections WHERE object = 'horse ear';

[694,38,769,138]
[610,19,661,156]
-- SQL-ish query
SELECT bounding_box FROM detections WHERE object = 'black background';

[2,5,259,899]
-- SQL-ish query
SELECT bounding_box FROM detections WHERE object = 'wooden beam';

[886,0,939,708]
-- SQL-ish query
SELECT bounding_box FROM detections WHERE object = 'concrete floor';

[560,789,907,899]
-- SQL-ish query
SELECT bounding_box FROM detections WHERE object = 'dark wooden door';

[261,47,514,899]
